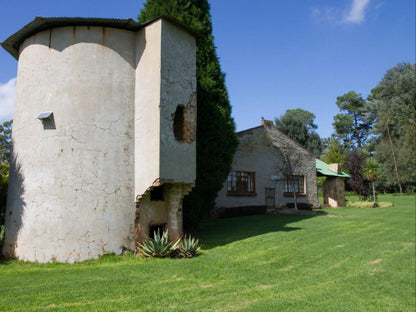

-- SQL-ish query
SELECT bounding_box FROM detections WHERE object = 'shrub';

[346,200,394,208]
[137,229,180,258]
[177,235,201,258]
[137,230,201,259]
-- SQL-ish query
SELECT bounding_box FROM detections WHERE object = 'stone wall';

[323,177,346,207]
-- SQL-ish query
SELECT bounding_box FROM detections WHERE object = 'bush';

[137,229,180,258]
[137,230,201,259]
[346,200,394,208]
[177,235,201,258]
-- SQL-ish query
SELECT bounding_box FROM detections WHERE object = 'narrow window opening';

[149,223,167,239]
[173,105,185,141]
[150,185,164,201]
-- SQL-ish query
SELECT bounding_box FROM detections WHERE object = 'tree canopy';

[368,62,416,192]
[333,91,372,149]
[274,108,322,156]
[0,120,12,163]
[0,119,12,229]
[138,0,238,229]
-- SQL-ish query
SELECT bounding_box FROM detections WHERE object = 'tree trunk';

[291,177,298,213]
[371,182,377,204]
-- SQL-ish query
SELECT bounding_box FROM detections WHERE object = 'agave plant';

[178,234,201,258]
[137,229,180,258]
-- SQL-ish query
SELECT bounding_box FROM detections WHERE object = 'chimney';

[329,163,342,173]
[261,118,273,127]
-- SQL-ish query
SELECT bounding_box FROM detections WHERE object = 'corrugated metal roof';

[316,159,350,178]
[2,15,199,59]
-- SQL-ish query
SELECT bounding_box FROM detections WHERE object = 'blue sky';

[0,0,414,138]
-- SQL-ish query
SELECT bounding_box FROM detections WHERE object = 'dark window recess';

[173,105,185,141]
[149,223,167,239]
[150,185,164,201]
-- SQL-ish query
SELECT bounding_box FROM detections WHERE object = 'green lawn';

[1,194,415,311]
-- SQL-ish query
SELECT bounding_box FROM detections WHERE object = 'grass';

[0,194,415,311]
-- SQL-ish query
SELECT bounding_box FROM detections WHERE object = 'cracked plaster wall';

[134,20,196,242]
[3,19,197,263]
[3,26,136,263]
[134,20,196,197]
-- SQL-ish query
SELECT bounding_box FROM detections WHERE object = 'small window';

[284,175,305,195]
[173,105,184,141]
[150,185,164,201]
[227,171,256,196]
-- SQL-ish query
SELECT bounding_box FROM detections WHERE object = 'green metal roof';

[316,159,350,178]
[2,15,199,60]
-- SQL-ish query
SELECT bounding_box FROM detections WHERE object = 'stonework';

[2,17,196,263]
[216,120,319,212]
[323,177,346,207]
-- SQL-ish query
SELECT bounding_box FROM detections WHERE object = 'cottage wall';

[216,124,318,211]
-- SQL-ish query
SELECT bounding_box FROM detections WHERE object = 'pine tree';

[333,91,372,149]
[138,0,238,229]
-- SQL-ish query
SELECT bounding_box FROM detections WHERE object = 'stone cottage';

[216,120,319,216]
[1,16,197,263]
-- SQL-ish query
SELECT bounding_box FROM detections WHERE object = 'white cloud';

[343,0,371,24]
[0,77,16,122]
[311,0,371,25]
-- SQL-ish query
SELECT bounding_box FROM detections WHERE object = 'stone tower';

[1,16,196,263]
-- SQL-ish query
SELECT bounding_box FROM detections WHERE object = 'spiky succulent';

[178,235,201,258]
[137,229,180,258]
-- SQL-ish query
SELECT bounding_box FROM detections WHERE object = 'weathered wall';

[323,177,346,207]
[216,124,319,210]
[2,17,197,263]
[159,21,196,184]
[134,20,196,243]
[134,21,162,197]
[134,19,196,196]
[265,124,319,208]
[3,26,136,262]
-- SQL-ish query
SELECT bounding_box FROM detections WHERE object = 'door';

[265,187,275,208]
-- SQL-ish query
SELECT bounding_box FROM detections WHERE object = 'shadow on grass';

[195,212,323,250]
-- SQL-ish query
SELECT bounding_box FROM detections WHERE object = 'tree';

[0,120,12,229]
[321,136,347,170]
[333,91,372,149]
[138,0,238,230]
[362,158,380,203]
[274,108,322,156]
[0,119,12,163]
[368,63,416,193]
[345,150,369,200]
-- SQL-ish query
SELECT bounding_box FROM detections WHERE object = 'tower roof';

[2,15,198,59]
